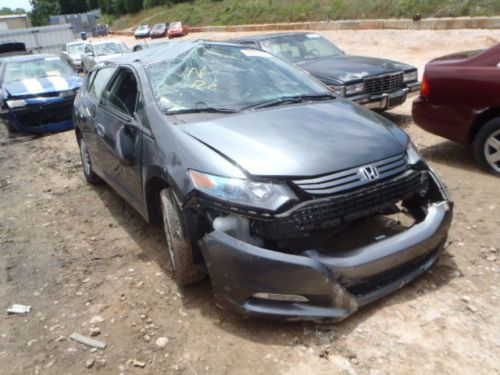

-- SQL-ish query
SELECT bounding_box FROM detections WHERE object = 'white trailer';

[0,24,76,55]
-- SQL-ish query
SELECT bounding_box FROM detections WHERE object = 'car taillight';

[421,73,430,97]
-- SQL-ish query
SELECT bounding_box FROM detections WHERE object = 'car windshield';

[170,22,181,28]
[3,57,74,83]
[95,42,129,56]
[153,24,165,30]
[260,34,344,63]
[146,44,330,114]
[138,25,149,30]
[67,43,86,55]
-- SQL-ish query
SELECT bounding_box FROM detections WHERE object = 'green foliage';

[103,0,500,29]
[30,0,60,26]
[124,0,143,13]
[58,0,88,14]
[0,7,27,14]
[87,0,99,10]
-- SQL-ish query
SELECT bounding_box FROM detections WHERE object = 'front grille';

[252,170,428,239]
[364,72,404,95]
[15,99,73,128]
[292,154,408,196]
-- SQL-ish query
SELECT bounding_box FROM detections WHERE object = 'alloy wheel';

[484,129,500,174]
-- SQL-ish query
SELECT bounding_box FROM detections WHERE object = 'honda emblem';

[358,165,380,181]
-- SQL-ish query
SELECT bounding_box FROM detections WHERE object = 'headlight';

[189,170,295,211]
[328,85,345,97]
[6,99,27,109]
[345,82,365,96]
[403,71,418,82]
[406,142,423,165]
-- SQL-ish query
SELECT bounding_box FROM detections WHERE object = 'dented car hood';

[180,100,407,177]
[298,55,414,84]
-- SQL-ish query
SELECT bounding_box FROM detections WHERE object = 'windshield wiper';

[241,94,334,110]
[164,107,239,115]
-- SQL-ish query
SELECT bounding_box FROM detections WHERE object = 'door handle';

[96,123,105,137]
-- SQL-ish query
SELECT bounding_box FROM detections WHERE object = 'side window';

[101,69,139,118]
[89,67,116,100]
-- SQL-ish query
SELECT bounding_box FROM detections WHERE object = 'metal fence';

[0,24,76,55]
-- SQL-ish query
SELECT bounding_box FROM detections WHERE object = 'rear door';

[94,67,144,208]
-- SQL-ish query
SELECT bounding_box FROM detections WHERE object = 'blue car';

[0,54,82,134]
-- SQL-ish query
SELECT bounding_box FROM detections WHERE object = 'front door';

[94,68,143,208]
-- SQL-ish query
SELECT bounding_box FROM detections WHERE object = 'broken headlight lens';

[406,142,423,165]
[6,99,27,109]
[189,170,295,211]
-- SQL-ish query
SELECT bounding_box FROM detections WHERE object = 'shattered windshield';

[146,44,330,114]
[260,34,344,63]
[3,57,74,83]
[95,42,129,56]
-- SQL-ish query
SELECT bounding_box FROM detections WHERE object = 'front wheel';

[473,118,500,176]
[160,189,206,286]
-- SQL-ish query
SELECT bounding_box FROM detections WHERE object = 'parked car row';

[0,32,498,321]
[134,21,188,39]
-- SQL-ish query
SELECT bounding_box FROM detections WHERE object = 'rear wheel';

[160,188,206,286]
[473,118,500,176]
[78,136,101,184]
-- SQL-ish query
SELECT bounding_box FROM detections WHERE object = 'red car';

[413,44,500,175]
[150,23,168,38]
[168,21,188,38]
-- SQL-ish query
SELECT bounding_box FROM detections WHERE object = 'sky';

[0,0,32,11]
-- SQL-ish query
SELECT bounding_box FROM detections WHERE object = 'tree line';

[29,0,200,26]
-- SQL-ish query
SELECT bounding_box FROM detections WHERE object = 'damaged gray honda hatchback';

[74,41,453,321]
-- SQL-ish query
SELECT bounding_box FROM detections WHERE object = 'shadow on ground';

[418,140,492,176]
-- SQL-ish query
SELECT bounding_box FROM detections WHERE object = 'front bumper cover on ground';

[199,171,452,321]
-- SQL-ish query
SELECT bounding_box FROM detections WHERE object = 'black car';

[230,32,420,110]
[0,41,30,57]
[92,24,108,37]
[74,41,452,321]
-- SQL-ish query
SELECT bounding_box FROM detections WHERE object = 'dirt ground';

[1,29,499,375]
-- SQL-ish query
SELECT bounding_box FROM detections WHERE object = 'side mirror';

[115,120,139,166]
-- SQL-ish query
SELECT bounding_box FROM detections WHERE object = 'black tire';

[473,118,500,176]
[78,136,101,184]
[160,188,206,286]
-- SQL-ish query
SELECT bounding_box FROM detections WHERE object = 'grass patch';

[107,0,500,30]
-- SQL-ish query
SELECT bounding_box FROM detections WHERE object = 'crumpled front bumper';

[199,171,452,321]
[350,81,421,110]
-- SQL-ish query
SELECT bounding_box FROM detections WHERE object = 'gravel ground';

[0,29,499,375]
